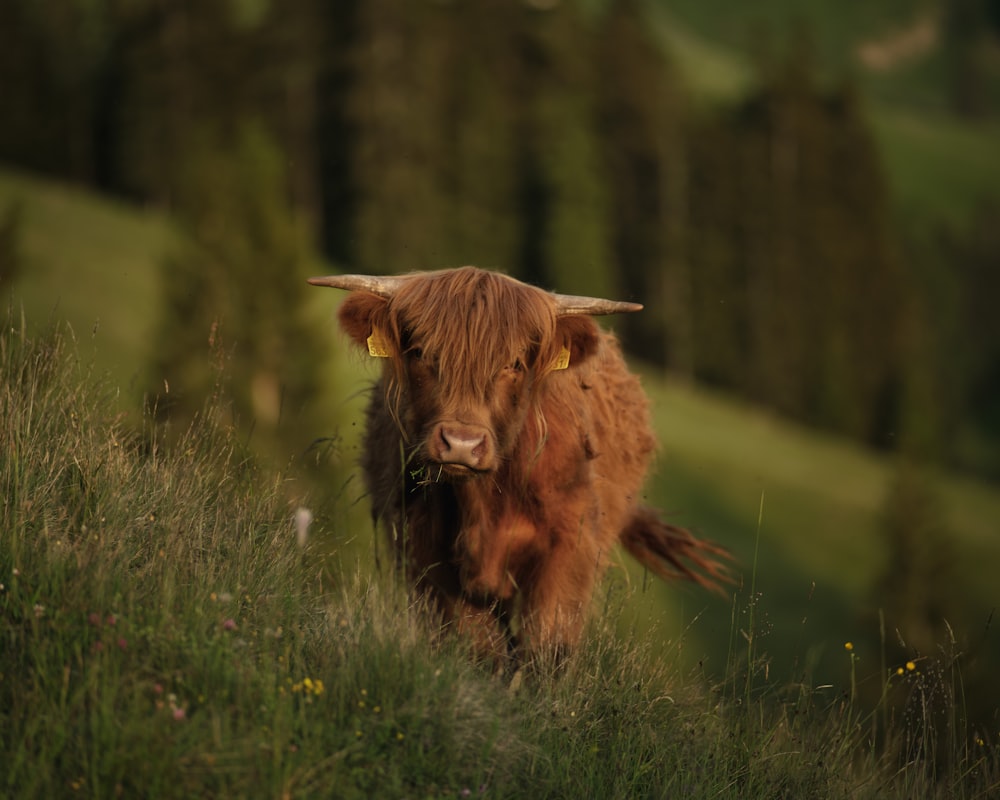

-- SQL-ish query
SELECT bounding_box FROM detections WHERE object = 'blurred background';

[2,0,998,727]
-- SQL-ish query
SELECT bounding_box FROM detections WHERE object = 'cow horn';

[552,293,644,316]
[307,274,407,297]
[308,272,643,315]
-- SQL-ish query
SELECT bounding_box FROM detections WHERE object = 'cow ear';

[337,292,392,352]
[555,315,600,368]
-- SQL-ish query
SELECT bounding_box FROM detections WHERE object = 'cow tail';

[620,507,734,596]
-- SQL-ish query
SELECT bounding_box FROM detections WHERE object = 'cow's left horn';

[307,274,407,297]
[552,293,643,316]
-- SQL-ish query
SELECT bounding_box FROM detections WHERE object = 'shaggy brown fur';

[330,267,731,662]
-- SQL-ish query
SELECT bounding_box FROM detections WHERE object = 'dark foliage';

[0,0,997,473]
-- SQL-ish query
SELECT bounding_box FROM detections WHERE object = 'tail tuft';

[620,507,734,595]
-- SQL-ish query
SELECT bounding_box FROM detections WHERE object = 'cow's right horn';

[551,293,644,316]
[307,274,406,297]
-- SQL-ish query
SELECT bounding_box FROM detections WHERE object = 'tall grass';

[2,317,997,798]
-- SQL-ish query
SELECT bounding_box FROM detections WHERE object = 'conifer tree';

[347,0,452,273]
[596,0,688,368]
[0,0,118,182]
[435,0,524,271]
[520,3,615,299]
[875,459,957,659]
[685,50,903,441]
[150,124,327,462]
[118,0,325,229]
[0,202,25,292]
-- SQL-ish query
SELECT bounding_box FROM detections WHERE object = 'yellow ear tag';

[553,346,571,370]
[366,329,392,358]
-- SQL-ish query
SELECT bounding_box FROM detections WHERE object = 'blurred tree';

[437,0,525,272]
[864,455,990,771]
[956,202,1000,476]
[944,0,997,117]
[0,201,25,293]
[685,50,904,443]
[346,0,453,273]
[520,2,615,299]
[874,458,958,660]
[347,0,617,297]
[595,0,689,368]
[686,113,748,391]
[902,201,1000,475]
[0,0,118,182]
[149,124,327,462]
[894,221,959,464]
[117,0,326,239]
[315,0,361,266]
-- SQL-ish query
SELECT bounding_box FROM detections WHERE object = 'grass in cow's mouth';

[412,464,445,485]
[412,463,482,485]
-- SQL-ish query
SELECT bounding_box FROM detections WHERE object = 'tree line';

[1,0,997,476]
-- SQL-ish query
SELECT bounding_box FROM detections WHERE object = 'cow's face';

[337,270,599,478]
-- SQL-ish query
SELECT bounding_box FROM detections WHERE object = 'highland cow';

[310,267,730,662]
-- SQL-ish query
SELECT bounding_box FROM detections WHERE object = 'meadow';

[3,2,999,793]
[5,163,1000,794]
[3,314,999,798]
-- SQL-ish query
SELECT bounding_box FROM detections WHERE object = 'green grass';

[659,0,930,76]
[4,319,999,798]
[623,373,1000,722]
[646,376,1000,594]
[646,4,753,103]
[0,167,176,393]
[0,317,508,797]
[871,109,1000,231]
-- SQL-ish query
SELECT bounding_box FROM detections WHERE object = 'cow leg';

[442,597,514,668]
[518,539,598,661]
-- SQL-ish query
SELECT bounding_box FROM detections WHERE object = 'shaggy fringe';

[386,268,563,400]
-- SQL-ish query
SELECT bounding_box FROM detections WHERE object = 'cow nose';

[437,425,487,469]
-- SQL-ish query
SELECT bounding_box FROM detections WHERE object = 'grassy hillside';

[627,374,1000,696]
[0,168,174,393]
[872,109,1000,231]
[0,167,369,478]
[6,165,999,720]
[659,0,927,72]
[4,319,998,798]
[652,1,1000,230]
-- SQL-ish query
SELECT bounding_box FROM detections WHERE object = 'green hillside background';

[3,0,999,749]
